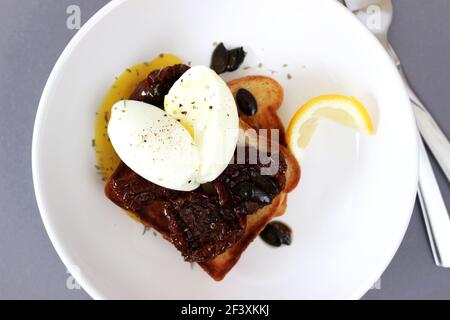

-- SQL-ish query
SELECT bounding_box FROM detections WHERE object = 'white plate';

[32,0,418,299]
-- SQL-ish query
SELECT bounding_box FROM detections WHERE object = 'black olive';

[227,47,246,72]
[232,181,253,199]
[252,188,271,205]
[232,181,272,205]
[260,221,292,247]
[260,225,282,246]
[253,176,279,195]
[210,43,229,74]
[236,88,257,116]
[210,43,247,74]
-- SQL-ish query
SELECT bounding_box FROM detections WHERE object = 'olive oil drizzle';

[93,53,182,179]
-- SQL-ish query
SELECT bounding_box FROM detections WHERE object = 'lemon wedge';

[287,94,375,160]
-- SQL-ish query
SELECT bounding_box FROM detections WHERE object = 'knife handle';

[399,69,450,184]
[417,137,450,268]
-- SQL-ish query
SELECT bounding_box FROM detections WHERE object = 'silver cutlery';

[387,44,450,184]
[340,0,450,267]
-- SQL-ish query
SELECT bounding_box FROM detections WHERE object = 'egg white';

[108,100,200,191]
[164,66,239,183]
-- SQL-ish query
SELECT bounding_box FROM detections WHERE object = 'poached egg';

[108,100,200,191]
[165,66,239,183]
[108,66,239,191]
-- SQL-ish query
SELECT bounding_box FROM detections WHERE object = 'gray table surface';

[0,0,449,300]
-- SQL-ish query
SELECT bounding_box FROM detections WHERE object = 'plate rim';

[32,0,419,300]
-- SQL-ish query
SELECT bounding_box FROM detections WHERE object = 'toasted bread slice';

[199,120,299,280]
[105,76,300,281]
[275,192,288,217]
[228,76,286,145]
[107,119,300,280]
